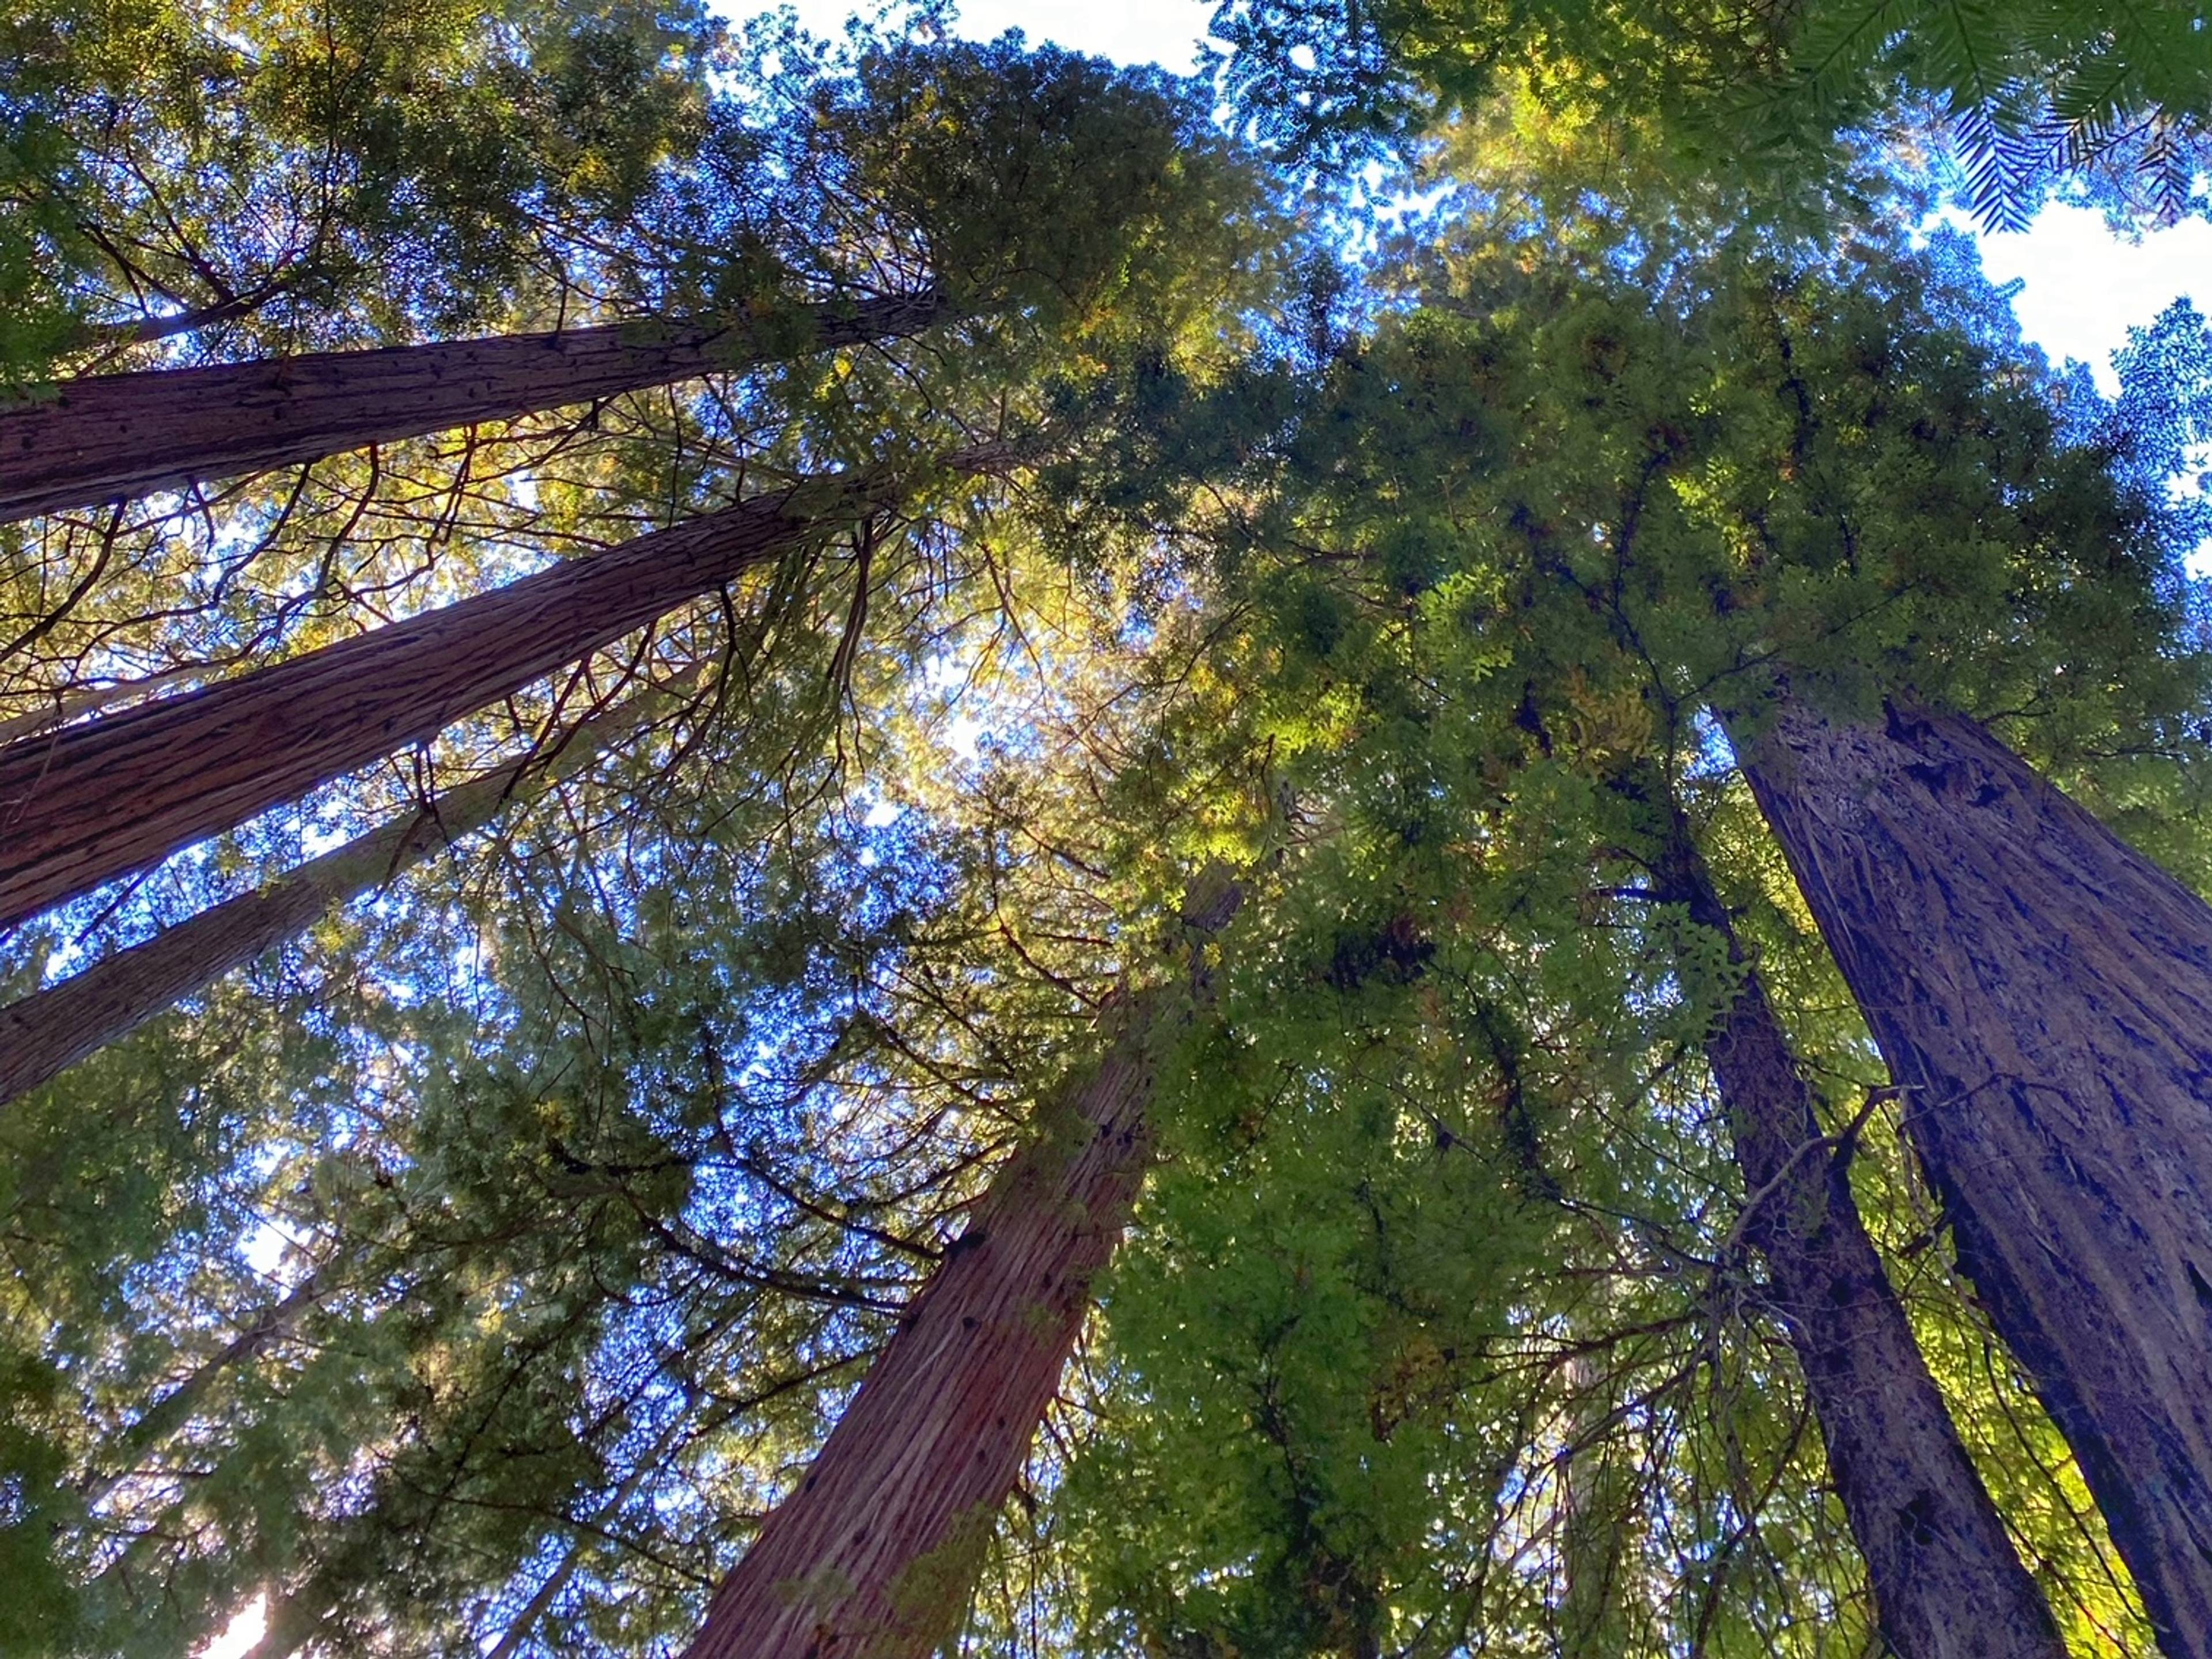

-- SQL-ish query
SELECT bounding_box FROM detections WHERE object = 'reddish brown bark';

[0,475,874,931]
[683,881,1240,1659]
[1655,814,2065,1659]
[0,671,692,1104]
[1734,695,2212,1659]
[687,1033,1153,1658]
[0,290,944,522]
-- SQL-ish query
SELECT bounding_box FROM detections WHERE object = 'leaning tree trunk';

[82,1266,331,1509]
[682,878,1242,1659]
[0,290,944,521]
[0,471,878,932]
[1654,814,2066,1659]
[0,666,698,1105]
[1733,695,2212,1659]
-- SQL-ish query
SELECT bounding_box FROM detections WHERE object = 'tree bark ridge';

[0,474,874,931]
[1658,815,2066,1659]
[1734,695,2212,1659]
[0,668,696,1104]
[0,290,945,521]
[681,877,1241,1659]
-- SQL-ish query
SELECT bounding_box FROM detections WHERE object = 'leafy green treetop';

[1209,0,2212,226]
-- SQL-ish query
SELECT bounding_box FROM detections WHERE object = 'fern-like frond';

[1918,0,2021,115]
[2047,47,2143,167]
[1948,97,2047,228]
[1787,0,1925,107]
[2137,114,2200,224]
[2094,0,2212,118]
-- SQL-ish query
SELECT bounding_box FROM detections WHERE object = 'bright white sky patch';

[719,0,1217,71]
[1963,203,2211,392]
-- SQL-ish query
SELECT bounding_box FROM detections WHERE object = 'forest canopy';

[3,5,2212,1659]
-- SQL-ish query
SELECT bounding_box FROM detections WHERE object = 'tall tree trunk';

[1650,801,2067,1659]
[82,1266,331,1509]
[481,1411,694,1659]
[0,667,696,1105]
[0,472,878,932]
[1555,1349,1632,1658]
[681,877,1242,1659]
[0,291,944,522]
[1732,695,2212,1659]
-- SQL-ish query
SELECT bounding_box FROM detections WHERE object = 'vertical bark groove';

[0,474,873,931]
[0,291,945,522]
[682,880,1241,1659]
[1658,819,2066,1659]
[1734,695,2212,1659]
[0,671,694,1105]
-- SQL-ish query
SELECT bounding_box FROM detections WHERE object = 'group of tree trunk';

[7,294,2212,1659]
[1640,779,2069,1659]
[1737,697,2212,1656]
[0,471,877,931]
[0,662,700,1104]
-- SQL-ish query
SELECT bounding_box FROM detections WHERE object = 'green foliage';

[0,0,721,378]
[1209,0,2212,226]
[9,16,2212,1659]
[1015,165,2208,1652]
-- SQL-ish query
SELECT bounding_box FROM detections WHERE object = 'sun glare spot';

[196,1593,269,1659]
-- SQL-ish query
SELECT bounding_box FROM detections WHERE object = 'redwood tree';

[682,878,1240,1659]
[1737,694,2212,1658]
[0,472,881,931]
[0,292,942,522]
[1648,791,2066,1659]
[0,665,698,1105]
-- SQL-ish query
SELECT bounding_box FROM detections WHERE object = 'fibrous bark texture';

[686,1024,1156,1659]
[0,291,944,521]
[0,672,691,1104]
[683,881,1241,1659]
[1736,696,2212,1659]
[1662,827,2065,1659]
[0,475,868,931]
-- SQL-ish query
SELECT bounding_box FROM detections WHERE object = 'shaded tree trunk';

[681,878,1242,1659]
[1651,803,2066,1659]
[0,667,696,1105]
[1733,695,2212,1659]
[0,291,944,522]
[1555,1349,1633,1658]
[83,1266,331,1509]
[0,472,877,931]
[482,1411,694,1659]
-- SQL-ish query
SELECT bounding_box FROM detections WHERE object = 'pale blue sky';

[725,0,2207,392]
